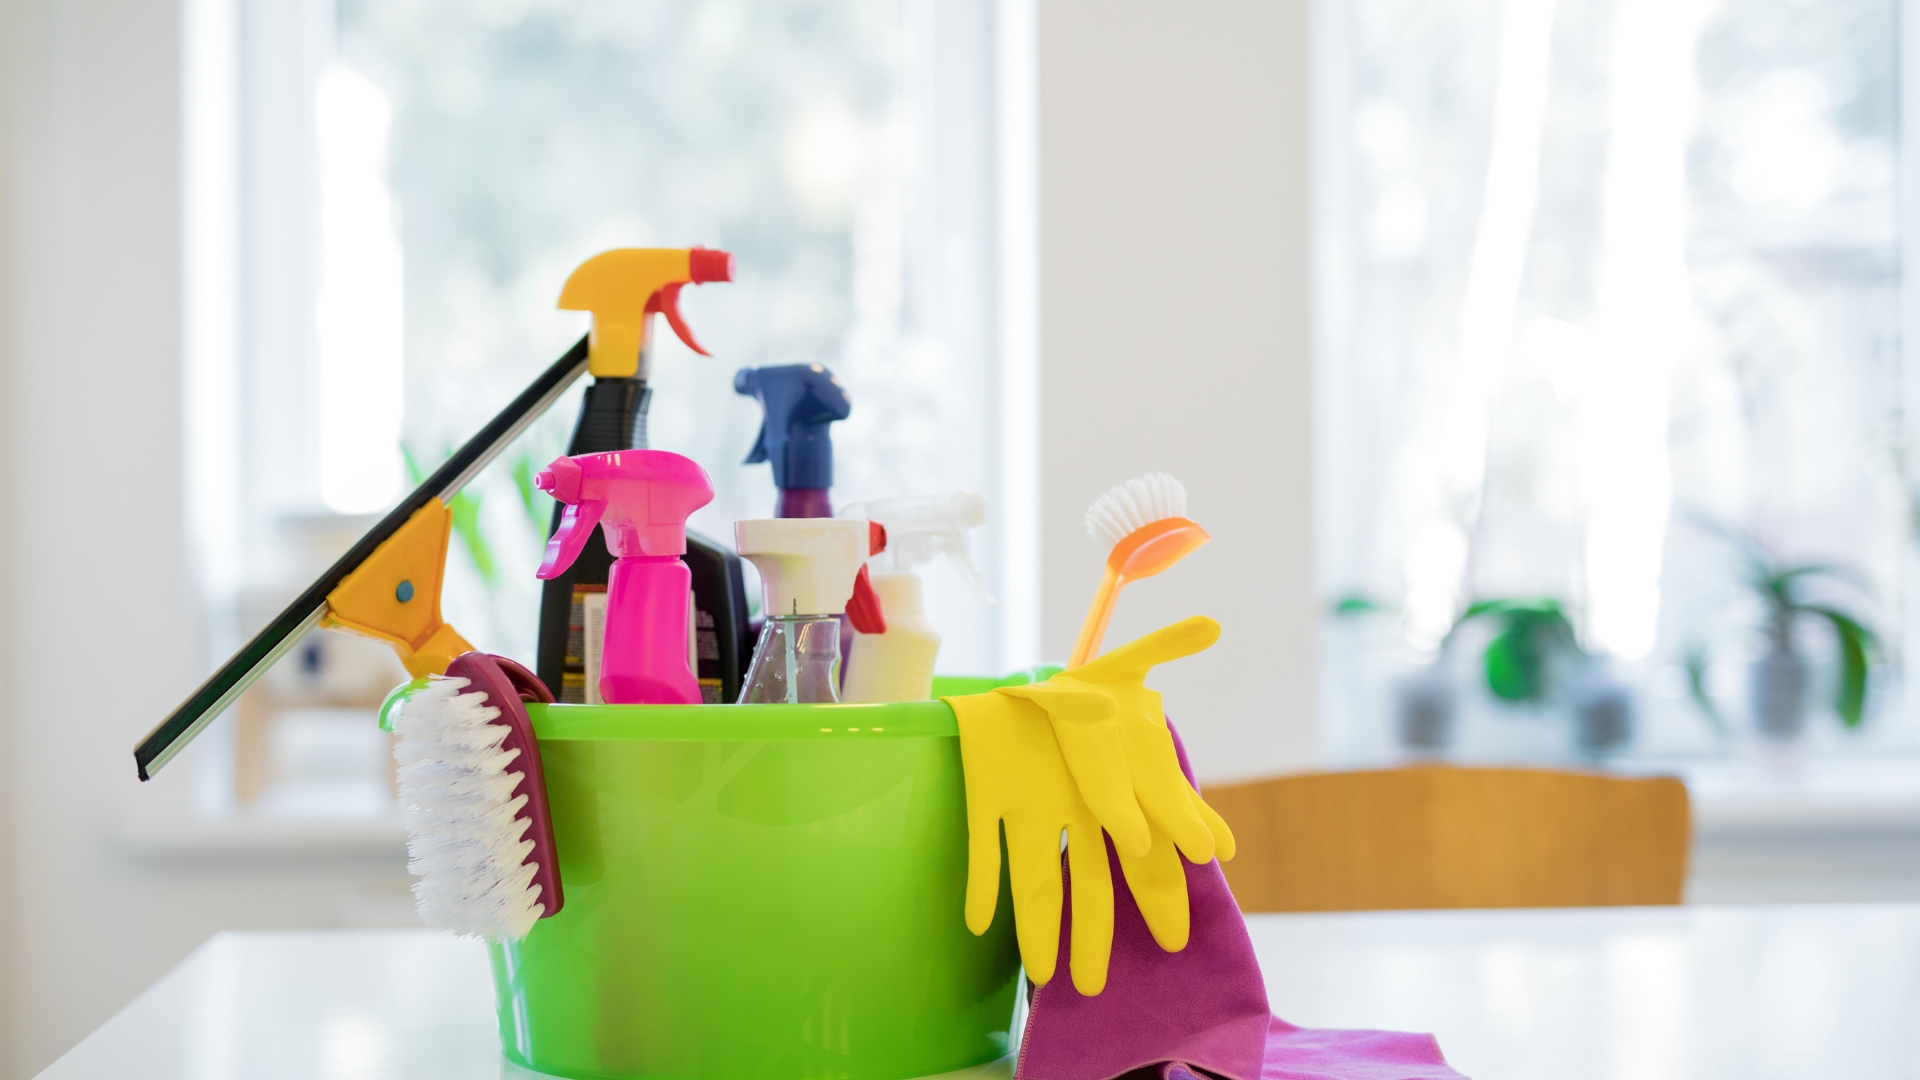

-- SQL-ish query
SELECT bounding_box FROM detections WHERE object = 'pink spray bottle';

[534,450,714,705]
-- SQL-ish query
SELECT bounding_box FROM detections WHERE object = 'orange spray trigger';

[846,520,889,634]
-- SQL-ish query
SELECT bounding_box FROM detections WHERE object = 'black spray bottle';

[536,248,753,704]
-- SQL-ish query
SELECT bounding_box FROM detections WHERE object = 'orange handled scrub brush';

[1069,473,1211,667]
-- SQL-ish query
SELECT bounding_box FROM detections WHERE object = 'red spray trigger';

[846,521,889,634]
[647,283,709,356]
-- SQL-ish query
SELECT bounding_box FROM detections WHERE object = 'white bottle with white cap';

[838,492,994,703]
[734,517,871,704]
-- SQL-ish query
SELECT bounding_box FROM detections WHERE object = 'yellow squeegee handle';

[133,336,591,781]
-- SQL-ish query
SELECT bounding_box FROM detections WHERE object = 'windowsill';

[1673,757,1920,838]
[114,810,407,861]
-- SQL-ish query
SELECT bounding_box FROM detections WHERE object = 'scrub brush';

[390,651,563,940]
[1070,473,1212,667]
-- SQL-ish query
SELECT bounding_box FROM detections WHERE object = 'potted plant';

[1733,551,1875,740]
[1443,598,1634,757]
[1445,599,1581,704]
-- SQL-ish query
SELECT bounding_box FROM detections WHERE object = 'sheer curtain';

[1317,0,1911,762]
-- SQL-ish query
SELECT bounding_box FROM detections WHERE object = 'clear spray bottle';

[734,518,872,704]
[838,493,994,703]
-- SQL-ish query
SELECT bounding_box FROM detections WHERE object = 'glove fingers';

[1051,726,1151,858]
[1001,682,1152,858]
[1125,721,1216,864]
[1003,818,1064,987]
[964,813,1005,935]
[1116,825,1191,953]
[1064,819,1114,996]
[1191,786,1237,862]
[996,681,1114,725]
[1141,780,1216,864]
[1078,616,1221,681]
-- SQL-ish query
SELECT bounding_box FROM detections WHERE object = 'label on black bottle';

[694,606,724,702]
[562,583,607,704]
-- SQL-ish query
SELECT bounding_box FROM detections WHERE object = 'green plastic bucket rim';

[382,668,1064,741]
[528,699,953,741]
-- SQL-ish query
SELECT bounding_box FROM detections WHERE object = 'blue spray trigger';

[733,364,851,491]
[743,421,770,465]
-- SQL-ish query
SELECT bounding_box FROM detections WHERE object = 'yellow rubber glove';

[1002,615,1236,952]
[947,686,1117,995]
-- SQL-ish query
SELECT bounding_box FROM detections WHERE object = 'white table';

[38,905,1920,1079]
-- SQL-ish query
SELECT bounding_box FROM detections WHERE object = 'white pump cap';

[838,492,994,603]
[735,518,870,618]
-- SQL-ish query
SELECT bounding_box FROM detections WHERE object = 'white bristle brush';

[1070,473,1211,667]
[390,652,562,940]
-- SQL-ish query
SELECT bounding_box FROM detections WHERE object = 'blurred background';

[4,0,1918,1073]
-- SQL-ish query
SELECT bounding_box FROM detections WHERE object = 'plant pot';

[1393,667,1455,755]
[1750,646,1809,741]
[1572,674,1633,758]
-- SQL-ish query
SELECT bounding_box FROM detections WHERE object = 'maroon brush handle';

[445,653,563,919]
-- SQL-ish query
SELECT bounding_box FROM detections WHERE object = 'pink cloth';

[1012,726,1467,1080]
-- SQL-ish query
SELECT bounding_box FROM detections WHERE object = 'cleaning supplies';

[138,337,596,780]
[734,518,870,703]
[838,492,994,703]
[537,248,751,707]
[1070,473,1212,667]
[944,617,1237,995]
[534,450,715,705]
[390,651,561,940]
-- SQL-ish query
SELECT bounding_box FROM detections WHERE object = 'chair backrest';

[1202,766,1690,911]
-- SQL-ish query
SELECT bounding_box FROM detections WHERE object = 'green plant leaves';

[1330,594,1385,617]
[1803,606,1876,728]
[1451,598,1581,704]
[510,448,549,533]
[1682,644,1727,738]
[404,443,499,586]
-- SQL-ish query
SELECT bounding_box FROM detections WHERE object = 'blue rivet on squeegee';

[396,580,416,603]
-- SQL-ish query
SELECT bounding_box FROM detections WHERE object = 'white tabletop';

[38,904,1920,1079]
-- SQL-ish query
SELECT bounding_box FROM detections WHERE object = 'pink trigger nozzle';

[539,456,584,504]
[533,450,715,577]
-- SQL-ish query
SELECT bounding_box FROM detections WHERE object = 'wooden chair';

[1202,766,1690,911]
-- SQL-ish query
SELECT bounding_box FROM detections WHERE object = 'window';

[1316,0,1913,763]
[185,0,1034,815]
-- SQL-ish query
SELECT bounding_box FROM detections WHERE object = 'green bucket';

[489,676,1033,1080]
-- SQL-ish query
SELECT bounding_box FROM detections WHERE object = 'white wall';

[0,0,13,1060]
[2,2,412,1075]
[1037,0,1316,783]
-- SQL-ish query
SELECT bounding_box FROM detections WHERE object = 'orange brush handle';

[1068,517,1211,667]
[1069,565,1124,668]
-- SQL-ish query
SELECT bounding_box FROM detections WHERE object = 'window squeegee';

[133,338,589,780]
[135,246,731,780]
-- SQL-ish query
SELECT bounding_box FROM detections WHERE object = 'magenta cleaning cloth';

[1013,725,1466,1080]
